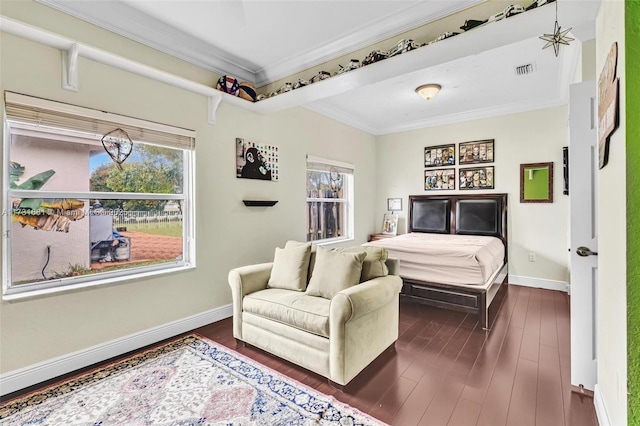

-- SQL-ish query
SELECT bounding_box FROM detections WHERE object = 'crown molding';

[253,0,484,86]
[306,96,569,136]
[36,0,483,87]
[36,0,256,82]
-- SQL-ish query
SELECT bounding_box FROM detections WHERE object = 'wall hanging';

[236,138,279,181]
[425,144,455,167]
[459,139,494,164]
[459,166,494,190]
[425,168,456,190]
[520,162,553,202]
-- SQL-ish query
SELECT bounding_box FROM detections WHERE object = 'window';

[306,155,354,243]
[3,92,195,299]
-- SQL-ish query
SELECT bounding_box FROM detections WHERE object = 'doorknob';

[576,246,598,257]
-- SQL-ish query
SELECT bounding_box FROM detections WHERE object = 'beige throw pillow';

[285,240,317,282]
[306,246,366,299]
[267,243,312,291]
[339,246,389,282]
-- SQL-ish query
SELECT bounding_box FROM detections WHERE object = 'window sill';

[2,263,195,301]
[314,237,355,247]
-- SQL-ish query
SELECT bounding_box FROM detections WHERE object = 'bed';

[365,193,508,329]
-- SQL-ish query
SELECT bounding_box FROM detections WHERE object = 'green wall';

[627,1,640,422]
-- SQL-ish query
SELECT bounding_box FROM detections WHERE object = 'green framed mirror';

[520,162,553,203]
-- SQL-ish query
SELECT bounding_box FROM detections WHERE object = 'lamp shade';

[415,84,441,100]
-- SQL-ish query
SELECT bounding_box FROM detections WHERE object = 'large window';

[3,92,195,299]
[306,156,354,243]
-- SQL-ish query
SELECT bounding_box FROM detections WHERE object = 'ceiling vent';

[514,62,536,76]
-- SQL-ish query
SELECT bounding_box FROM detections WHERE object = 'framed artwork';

[381,213,398,235]
[424,168,456,190]
[459,139,494,164]
[236,137,279,181]
[424,144,455,167]
[520,162,553,203]
[387,198,402,211]
[459,166,495,190]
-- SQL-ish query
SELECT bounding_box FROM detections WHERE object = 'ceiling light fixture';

[415,84,441,100]
[539,1,574,57]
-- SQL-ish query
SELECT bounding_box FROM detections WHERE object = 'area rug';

[0,334,385,425]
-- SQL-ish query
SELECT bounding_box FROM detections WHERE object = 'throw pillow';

[267,242,312,291]
[285,240,317,282]
[306,246,366,299]
[339,246,389,282]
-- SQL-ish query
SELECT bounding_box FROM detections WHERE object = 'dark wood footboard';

[400,263,509,329]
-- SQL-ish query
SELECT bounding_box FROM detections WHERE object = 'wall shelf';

[243,200,278,207]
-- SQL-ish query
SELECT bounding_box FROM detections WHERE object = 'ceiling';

[36,0,602,135]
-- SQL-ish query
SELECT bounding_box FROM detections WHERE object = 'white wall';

[0,4,377,373]
[375,107,570,287]
[595,1,627,424]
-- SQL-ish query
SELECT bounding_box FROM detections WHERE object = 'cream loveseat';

[228,241,402,387]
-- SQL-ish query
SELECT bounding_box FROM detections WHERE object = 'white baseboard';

[594,384,612,426]
[508,275,569,292]
[0,304,233,396]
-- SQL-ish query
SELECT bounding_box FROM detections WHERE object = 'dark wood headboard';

[409,193,508,261]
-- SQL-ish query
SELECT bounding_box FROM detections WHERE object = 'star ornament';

[540,20,575,57]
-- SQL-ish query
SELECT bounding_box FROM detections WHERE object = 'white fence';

[111,210,183,227]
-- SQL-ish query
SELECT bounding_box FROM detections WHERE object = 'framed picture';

[381,213,398,235]
[424,144,456,167]
[424,168,456,190]
[387,198,402,211]
[236,137,279,181]
[459,166,495,190]
[459,139,494,164]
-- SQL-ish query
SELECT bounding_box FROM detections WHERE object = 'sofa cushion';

[243,289,331,337]
[337,246,389,282]
[306,246,366,299]
[267,242,311,291]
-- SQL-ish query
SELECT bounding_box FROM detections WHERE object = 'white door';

[569,81,598,391]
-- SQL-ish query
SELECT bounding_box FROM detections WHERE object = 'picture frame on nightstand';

[381,213,398,235]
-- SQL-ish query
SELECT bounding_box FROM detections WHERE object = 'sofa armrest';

[331,274,402,323]
[228,262,273,297]
[228,262,273,340]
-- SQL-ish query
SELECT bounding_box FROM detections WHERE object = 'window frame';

[305,156,354,244]
[2,93,196,300]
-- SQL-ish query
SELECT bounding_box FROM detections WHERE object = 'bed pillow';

[267,242,312,291]
[306,246,366,299]
[285,240,317,282]
[338,246,389,282]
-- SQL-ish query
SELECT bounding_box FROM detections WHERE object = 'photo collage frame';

[424,139,495,191]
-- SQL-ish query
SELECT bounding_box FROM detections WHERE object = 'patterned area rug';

[0,334,385,425]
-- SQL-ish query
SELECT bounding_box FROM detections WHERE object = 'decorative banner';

[236,138,279,181]
[597,42,620,169]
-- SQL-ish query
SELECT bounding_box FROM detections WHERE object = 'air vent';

[514,62,536,76]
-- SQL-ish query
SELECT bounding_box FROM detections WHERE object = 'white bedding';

[363,232,504,286]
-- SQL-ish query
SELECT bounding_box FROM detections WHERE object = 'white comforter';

[364,232,504,286]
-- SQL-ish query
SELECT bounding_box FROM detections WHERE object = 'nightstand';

[368,233,396,242]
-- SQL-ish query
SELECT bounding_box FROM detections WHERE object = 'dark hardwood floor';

[196,285,598,425]
[2,285,598,425]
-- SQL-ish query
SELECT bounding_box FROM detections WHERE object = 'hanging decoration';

[539,1,574,57]
[101,128,133,170]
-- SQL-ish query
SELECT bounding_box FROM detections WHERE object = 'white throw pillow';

[306,246,366,299]
[267,242,312,291]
